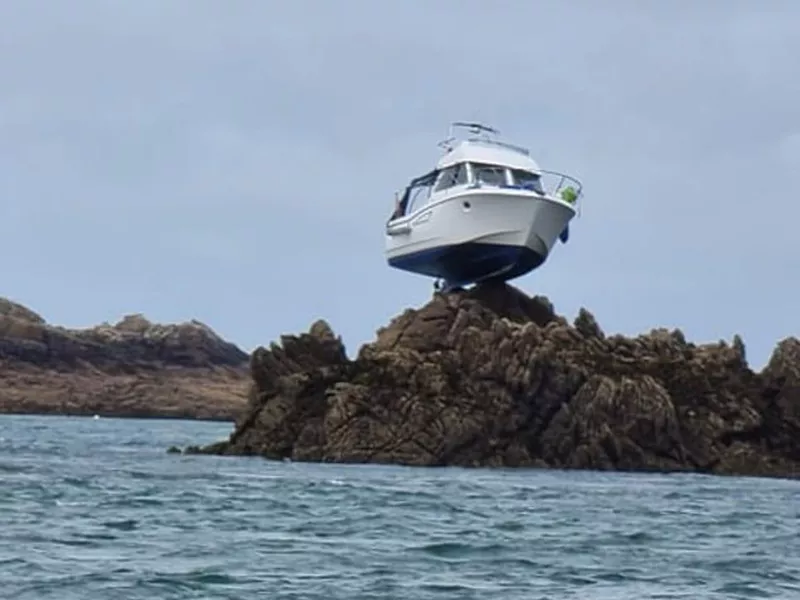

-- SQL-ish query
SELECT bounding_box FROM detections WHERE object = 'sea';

[0,415,797,599]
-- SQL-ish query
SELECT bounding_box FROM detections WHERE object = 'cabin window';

[404,171,437,214]
[470,162,508,187]
[511,169,545,194]
[434,164,468,192]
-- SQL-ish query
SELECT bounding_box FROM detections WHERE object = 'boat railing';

[540,169,584,214]
[439,121,502,153]
[451,121,499,138]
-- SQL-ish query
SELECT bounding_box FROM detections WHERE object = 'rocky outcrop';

[187,283,799,479]
[0,297,249,420]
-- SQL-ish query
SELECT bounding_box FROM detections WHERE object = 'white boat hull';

[385,189,576,286]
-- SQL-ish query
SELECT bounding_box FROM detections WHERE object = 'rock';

[191,282,799,479]
[0,297,249,420]
[573,307,604,340]
[758,338,800,463]
[0,298,46,324]
[114,314,153,334]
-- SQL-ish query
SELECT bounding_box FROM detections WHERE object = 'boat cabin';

[391,140,547,219]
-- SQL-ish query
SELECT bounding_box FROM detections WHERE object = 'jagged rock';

[114,314,153,334]
[573,307,604,340]
[758,338,800,462]
[0,297,249,420]
[190,282,799,479]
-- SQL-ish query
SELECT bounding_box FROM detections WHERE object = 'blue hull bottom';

[387,242,545,287]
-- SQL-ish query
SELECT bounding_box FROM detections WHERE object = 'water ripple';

[0,414,798,599]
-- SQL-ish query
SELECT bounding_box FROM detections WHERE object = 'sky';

[1,0,798,370]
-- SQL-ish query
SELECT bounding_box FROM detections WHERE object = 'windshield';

[391,170,437,219]
[510,169,544,194]
[471,162,507,187]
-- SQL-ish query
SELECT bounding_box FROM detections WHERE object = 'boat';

[384,122,583,291]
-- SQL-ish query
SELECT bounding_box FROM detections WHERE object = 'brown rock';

[189,283,800,479]
[0,297,46,324]
[758,338,800,464]
[0,297,249,420]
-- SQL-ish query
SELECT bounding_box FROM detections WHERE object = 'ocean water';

[0,415,797,599]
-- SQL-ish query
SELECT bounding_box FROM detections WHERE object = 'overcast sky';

[1,0,798,369]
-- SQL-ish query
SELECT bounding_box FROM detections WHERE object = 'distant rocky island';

[0,297,249,420]
[185,283,799,479]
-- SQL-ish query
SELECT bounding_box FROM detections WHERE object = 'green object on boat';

[560,185,578,204]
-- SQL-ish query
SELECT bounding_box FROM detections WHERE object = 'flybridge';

[438,121,531,156]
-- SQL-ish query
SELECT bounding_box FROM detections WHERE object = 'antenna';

[451,121,500,137]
